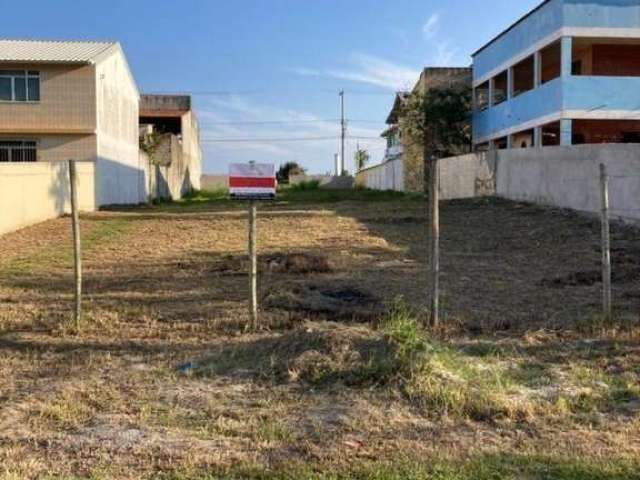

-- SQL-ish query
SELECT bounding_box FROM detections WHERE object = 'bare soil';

[0,195,638,478]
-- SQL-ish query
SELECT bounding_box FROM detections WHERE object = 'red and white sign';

[229,163,277,198]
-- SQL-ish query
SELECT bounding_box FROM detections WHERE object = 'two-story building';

[473,0,640,150]
[0,39,144,206]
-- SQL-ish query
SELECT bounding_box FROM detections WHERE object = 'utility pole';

[339,90,346,175]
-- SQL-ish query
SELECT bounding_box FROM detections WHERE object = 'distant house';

[0,39,144,206]
[472,0,640,150]
[139,94,202,200]
[358,67,471,193]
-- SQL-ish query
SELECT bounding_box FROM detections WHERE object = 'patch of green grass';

[379,302,520,421]
[3,218,132,276]
[255,419,294,443]
[277,187,420,204]
[157,454,640,480]
[289,180,321,191]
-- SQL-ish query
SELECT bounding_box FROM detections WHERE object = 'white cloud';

[325,53,419,91]
[422,13,440,39]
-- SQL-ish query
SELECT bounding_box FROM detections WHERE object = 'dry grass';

[0,191,638,479]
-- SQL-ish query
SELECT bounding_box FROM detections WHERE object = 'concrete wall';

[95,47,146,206]
[201,174,228,191]
[181,111,202,191]
[0,133,96,162]
[439,152,497,199]
[0,63,96,134]
[496,144,640,221]
[355,159,404,192]
[0,161,96,236]
[290,174,355,189]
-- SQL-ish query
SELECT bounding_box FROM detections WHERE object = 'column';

[534,51,542,88]
[507,67,514,100]
[534,127,543,148]
[507,135,513,149]
[561,36,573,78]
[560,119,572,146]
[488,78,495,107]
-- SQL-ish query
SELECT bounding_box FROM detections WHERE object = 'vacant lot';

[0,190,638,479]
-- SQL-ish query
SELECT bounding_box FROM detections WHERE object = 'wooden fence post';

[68,160,82,328]
[429,157,440,328]
[248,200,258,329]
[599,163,612,321]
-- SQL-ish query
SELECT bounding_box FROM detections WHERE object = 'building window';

[0,70,40,102]
[474,81,490,111]
[0,140,37,162]
[512,56,535,97]
[492,70,508,106]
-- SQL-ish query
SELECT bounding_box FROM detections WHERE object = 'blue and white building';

[472,0,640,150]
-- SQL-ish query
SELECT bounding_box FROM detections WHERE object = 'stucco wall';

[0,161,96,236]
[95,48,146,206]
[0,133,96,162]
[439,152,497,199]
[496,144,640,221]
[181,111,202,191]
[356,160,405,192]
[0,63,96,134]
[201,174,229,191]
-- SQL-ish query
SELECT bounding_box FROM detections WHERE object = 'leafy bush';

[290,180,321,191]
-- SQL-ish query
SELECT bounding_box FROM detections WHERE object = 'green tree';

[402,84,473,160]
[354,148,370,171]
[277,162,306,184]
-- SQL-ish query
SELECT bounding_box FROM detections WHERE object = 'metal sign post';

[229,162,276,330]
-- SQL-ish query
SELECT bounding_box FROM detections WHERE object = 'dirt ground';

[0,193,638,479]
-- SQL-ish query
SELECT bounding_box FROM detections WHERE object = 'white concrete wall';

[496,144,640,222]
[95,47,146,206]
[356,159,405,192]
[182,111,202,191]
[0,162,96,236]
[439,151,496,199]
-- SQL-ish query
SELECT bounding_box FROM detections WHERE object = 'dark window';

[0,140,37,162]
[622,132,640,143]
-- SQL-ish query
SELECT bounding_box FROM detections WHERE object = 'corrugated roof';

[0,39,117,64]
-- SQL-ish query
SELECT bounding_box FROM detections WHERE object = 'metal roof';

[0,39,117,64]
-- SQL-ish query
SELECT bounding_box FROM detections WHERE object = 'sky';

[3,0,541,174]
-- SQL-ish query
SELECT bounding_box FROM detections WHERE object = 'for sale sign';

[229,163,277,199]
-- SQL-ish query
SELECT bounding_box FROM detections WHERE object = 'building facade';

[0,39,144,206]
[139,94,203,200]
[473,0,640,150]
[379,68,471,193]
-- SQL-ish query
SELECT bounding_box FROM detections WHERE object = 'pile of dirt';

[264,284,381,320]
[196,323,395,386]
[264,252,333,274]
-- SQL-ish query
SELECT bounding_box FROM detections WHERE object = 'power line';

[199,118,385,126]
[199,119,341,126]
[199,134,385,143]
[200,136,339,143]
[147,88,396,97]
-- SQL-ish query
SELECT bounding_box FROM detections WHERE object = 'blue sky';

[4,0,540,174]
